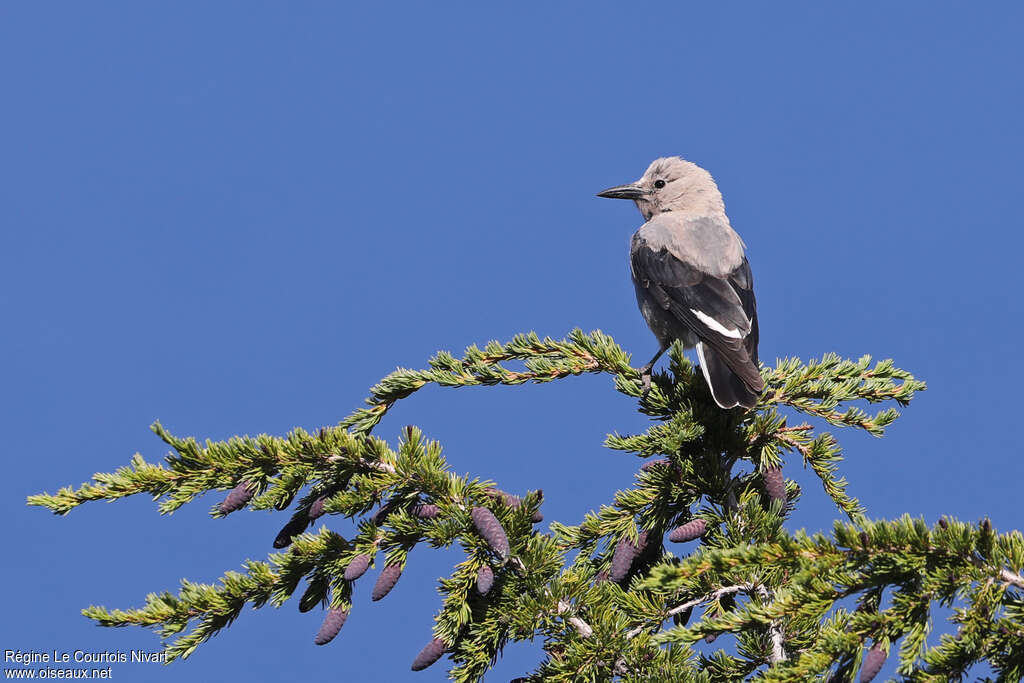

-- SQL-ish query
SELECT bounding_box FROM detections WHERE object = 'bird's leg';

[639,345,667,395]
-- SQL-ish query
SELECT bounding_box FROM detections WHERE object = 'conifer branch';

[30,329,999,683]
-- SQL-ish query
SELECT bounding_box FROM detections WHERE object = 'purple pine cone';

[668,519,707,544]
[485,488,521,508]
[218,481,255,514]
[476,565,494,595]
[313,607,349,645]
[273,516,309,549]
[343,553,371,582]
[762,466,786,503]
[411,503,439,519]
[937,518,948,530]
[609,530,649,583]
[371,563,402,601]
[308,496,327,521]
[471,507,510,560]
[672,606,692,627]
[704,633,717,644]
[859,644,886,683]
[410,637,447,671]
[640,458,671,472]
[372,503,394,526]
[531,509,544,523]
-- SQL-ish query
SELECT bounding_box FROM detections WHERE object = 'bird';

[597,156,764,409]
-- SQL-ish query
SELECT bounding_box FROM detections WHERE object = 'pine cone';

[313,607,349,645]
[410,637,447,671]
[703,633,717,644]
[937,518,948,530]
[471,507,510,560]
[372,502,396,525]
[485,488,521,508]
[308,496,327,521]
[531,509,544,523]
[672,606,692,627]
[668,519,706,543]
[218,481,255,514]
[762,466,786,503]
[609,530,649,583]
[411,503,439,519]
[272,516,309,549]
[343,553,371,582]
[859,644,886,682]
[476,565,494,595]
[640,458,671,471]
[371,563,402,601]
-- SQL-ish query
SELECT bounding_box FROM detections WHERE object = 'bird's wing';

[631,216,762,391]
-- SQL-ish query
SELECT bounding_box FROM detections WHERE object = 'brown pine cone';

[313,607,348,645]
[218,481,255,514]
[343,553,371,582]
[371,563,402,601]
[476,565,494,595]
[762,466,786,503]
[859,644,886,682]
[410,637,447,671]
[471,507,510,560]
[668,519,707,544]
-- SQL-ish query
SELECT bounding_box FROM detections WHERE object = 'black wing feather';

[632,243,763,395]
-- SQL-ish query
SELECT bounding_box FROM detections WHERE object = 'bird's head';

[597,156,723,220]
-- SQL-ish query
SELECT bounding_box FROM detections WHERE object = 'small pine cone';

[640,458,671,472]
[609,531,648,583]
[982,518,992,534]
[762,466,786,503]
[410,637,447,671]
[476,565,494,595]
[371,563,402,601]
[308,496,327,521]
[218,481,255,514]
[485,488,521,508]
[703,633,717,644]
[313,607,349,645]
[531,509,544,523]
[937,518,948,530]
[860,531,870,548]
[668,519,707,544]
[411,503,439,519]
[471,507,510,560]
[672,606,692,627]
[371,502,395,525]
[343,553,371,581]
[273,516,309,549]
[859,644,886,683]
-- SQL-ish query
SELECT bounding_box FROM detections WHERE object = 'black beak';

[596,183,646,200]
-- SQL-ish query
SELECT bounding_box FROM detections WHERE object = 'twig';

[626,584,749,639]
[999,568,1024,589]
[557,600,593,638]
[753,584,787,664]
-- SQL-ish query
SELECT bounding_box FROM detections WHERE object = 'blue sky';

[3,3,1022,681]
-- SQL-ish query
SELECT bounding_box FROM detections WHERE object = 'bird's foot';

[640,368,653,397]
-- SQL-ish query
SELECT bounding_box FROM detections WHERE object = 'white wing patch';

[691,309,744,339]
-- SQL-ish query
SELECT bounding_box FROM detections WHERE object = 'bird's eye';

[654,179,666,189]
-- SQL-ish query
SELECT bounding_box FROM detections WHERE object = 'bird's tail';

[696,342,763,410]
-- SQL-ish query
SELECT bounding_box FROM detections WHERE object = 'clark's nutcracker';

[598,156,764,409]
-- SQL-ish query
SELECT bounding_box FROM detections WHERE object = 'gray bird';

[598,157,764,409]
